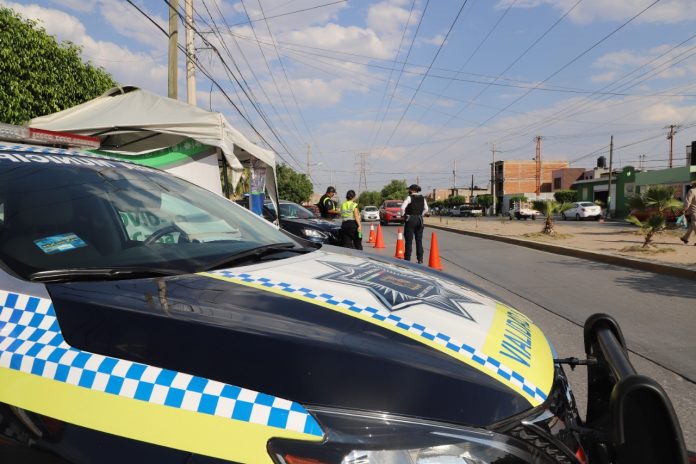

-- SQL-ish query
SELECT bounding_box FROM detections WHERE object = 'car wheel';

[532,216,536,220]
[562,213,567,220]
[576,213,580,221]
[509,215,513,220]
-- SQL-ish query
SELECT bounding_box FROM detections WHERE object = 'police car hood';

[47,250,554,427]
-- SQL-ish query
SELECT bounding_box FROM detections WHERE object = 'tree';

[381,180,408,200]
[0,7,117,124]
[476,194,493,215]
[277,164,313,204]
[554,189,577,204]
[532,200,572,236]
[625,186,683,248]
[444,195,466,207]
[358,190,381,208]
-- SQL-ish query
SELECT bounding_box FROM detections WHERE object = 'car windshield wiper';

[199,242,313,272]
[29,267,183,283]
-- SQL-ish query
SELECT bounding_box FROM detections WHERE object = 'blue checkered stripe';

[210,270,548,404]
[0,290,323,437]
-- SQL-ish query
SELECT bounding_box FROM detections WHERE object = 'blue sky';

[5,0,696,196]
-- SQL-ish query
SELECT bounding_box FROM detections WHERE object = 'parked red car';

[628,206,683,222]
[379,200,404,225]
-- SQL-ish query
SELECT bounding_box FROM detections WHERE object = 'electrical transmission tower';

[356,153,369,193]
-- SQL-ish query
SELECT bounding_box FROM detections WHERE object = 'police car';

[0,128,689,463]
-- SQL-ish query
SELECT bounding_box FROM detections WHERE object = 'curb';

[427,224,696,280]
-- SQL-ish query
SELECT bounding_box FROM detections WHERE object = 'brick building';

[552,168,585,191]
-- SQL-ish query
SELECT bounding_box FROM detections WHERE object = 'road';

[361,222,696,450]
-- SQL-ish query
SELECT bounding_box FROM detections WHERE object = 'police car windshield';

[0,150,299,279]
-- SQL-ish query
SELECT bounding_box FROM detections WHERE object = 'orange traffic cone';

[428,232,443,270]
[394,228,405,259]
[368,223,376,243]
[373,224,385,248]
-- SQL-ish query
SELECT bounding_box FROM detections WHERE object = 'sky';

[4,0,696,197]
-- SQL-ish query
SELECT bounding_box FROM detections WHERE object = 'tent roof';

[30,86,275,169]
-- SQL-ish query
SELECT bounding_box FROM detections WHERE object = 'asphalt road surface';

[361,222,696,450]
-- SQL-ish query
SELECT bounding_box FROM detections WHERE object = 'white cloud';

[496,0,696,24]
[422,34,447,47]
[49,0,96,13]
[590,44,696,84]
[100,0,167,51]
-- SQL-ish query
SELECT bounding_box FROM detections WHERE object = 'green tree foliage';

[0,7,117,124]
[444,195,466,207]
[476,194,493,215]
[553,189,577,204]
[381,179,408,200]
[277,164,313,204]
[625,186,683,247]
[532,200,572,236]
[358,190,381,209]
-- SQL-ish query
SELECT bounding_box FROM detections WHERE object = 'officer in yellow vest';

[339,190,362,249]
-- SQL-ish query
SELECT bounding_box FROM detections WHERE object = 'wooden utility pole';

[185,0,196,105]
[667,124,678,168]
[470,174,474,202]
[535,136,542,198]
[607,135,614,219]
[168,0,178,99]
[491,143,497,216]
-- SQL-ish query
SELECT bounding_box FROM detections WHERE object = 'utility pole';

[306,145,311,181]
[491,143,497,216]
[168,0,178,99]
[607,135,614,219]
[470,174,474,202]
[666,124,679,168]
[185,0,196,105]
[452,160,456,197]
[535,136,542,198]
[356,153,369,193]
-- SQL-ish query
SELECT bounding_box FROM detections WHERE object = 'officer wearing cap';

[318,186,339,219]
[401,184,429,263]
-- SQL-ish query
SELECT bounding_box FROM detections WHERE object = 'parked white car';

[361,205,380,221]
[562,201,602,221]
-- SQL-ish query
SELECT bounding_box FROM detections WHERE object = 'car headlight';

[269,408,557,464]
[303,228,329,239]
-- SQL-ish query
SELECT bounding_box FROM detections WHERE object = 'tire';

[532,216,536,220]
[562,213,567,220]
[576,213,580,221]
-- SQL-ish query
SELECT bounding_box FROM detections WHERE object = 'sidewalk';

[424,216,696,279]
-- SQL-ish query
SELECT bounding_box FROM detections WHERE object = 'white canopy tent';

[30,86,277,203]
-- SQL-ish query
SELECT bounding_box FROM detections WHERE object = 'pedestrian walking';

[317,186,339,219]
[680,179,696,245]
[339,190,362,249]
[401,184,429,263]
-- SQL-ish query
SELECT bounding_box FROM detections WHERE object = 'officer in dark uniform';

[400,184,429,263]
[317,186,339,219]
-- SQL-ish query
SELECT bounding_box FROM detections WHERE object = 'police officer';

[401,184,429,263]
[318,186,339,219]
[339,190,362,249]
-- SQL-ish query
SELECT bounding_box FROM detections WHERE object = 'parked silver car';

[361,205,379,221]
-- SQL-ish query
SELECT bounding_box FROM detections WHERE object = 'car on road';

[361,205,379,222]
[628,206,684,222]
[379,199,404,225]
[264,200,342,246]
[0,137,688,463]
[509,203,542,220]
[452,203,483,217]
[562,201,602,220]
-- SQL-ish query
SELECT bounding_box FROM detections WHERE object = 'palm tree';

[532,200,572,236]
[625,186,683,248]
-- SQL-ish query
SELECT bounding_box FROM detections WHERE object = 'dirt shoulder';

[425,216,696,269]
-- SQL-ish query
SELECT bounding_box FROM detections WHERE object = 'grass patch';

[523,232,574,239]
[619,245,675,254]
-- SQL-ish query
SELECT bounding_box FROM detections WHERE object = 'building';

[493,159,569,214]
[427,187,488,203]
[572,166,636,217]
[552,168,585,191]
